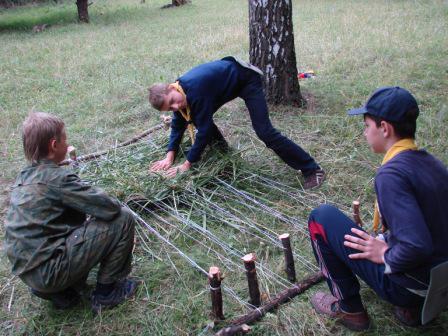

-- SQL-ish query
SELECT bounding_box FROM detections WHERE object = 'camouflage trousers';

[20,207,135,293]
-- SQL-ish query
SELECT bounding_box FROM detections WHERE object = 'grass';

[1,0,447,335]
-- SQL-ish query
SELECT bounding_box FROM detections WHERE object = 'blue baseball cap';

[347,86,419,122]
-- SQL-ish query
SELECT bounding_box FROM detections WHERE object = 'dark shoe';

[311,291,370,331]
[91,278,140,314]
[31,287,80,310]
[394,306,422,327]
[303,169,326,190]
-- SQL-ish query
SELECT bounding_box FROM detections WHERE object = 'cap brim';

[347,106,368,116]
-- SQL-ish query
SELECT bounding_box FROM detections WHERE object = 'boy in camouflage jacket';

[5,112,139,313]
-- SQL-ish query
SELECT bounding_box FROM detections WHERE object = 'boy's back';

[376,150,448,282]
[5,159,121,276]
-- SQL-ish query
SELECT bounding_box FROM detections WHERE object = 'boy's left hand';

[165,161,191,178]
[344,228,389,264]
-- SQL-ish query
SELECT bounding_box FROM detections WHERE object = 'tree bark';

[173,0,188,5]
[76,0,89,23]
[248,0,304,106]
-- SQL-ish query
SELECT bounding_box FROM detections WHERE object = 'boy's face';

[52,128,69,163]
[160,88,187,112]
[363,116,387,153]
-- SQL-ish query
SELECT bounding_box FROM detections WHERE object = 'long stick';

[214,271,324,336]
[352,200,363,227]
[59,122,167,166]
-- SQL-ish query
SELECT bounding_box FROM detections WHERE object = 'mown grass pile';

[1,0,447,335]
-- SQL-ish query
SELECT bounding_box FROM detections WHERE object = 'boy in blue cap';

[307,87,448,330]
[148,56,325,189]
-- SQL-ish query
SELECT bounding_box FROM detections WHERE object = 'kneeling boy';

[307,87,448,330]
[5,112,139,313]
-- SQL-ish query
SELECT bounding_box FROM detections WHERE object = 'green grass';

[1,0,447,335]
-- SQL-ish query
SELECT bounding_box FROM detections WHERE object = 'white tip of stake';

[353,200,360,206]
[67,146,76,160]
[279,233,290,240]
[242,253,256,262]
[209,266,220,276]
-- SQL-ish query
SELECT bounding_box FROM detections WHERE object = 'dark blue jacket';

[167,57,245,163]
[376,150,448,289]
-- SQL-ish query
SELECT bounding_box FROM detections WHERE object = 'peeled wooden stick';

[209,266,225,320]
[279,233,296,283]
[242,253,261,307]
[352,200,363,227]
[215,324,251,336]
[59,123,167,166]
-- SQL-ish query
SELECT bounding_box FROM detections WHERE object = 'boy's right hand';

[149,151,175,172]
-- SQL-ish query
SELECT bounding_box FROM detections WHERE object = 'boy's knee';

[309,204,338,225]
[110,207,136,234]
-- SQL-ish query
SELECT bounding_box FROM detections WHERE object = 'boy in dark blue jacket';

[307,87,448,331]
[148,56,325,189]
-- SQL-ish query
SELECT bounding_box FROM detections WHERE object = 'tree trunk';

[173,0,188,6]
[76,0,89,23]
[249,0,304,106]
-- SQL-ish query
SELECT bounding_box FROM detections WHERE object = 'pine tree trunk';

[249,0,303,106]
[76,0,89,23]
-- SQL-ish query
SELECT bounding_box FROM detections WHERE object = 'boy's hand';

[344,227,389,264]
[165,161,191,178]
[150,151,175,172]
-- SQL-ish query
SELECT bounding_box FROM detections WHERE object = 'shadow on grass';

[0,2,178,33]
[0,3,77,32]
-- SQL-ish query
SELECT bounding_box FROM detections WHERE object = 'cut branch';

[209,266,225,320]
[242,253,261,307]
[279,233,296,282]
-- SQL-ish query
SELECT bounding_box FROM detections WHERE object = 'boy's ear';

[380,120,395,138]
[48,138,58,153]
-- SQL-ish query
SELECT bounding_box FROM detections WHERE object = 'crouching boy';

[5,112,139,313]
[307,87,448,330]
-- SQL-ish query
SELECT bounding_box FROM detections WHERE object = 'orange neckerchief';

[169,82,195,144]
[373,138,418,232]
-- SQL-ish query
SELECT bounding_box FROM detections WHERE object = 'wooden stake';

[214,272,324,336]
[242,253,261,307]
[279,233,296,283]
[352,200,363,227]
[209,266,225,320]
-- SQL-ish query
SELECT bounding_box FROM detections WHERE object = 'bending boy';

[5,112,139,313]
[307,87,448,330]
[148,56,325,189]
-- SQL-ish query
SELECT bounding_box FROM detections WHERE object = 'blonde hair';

[22,112,65,163]
[148,83,170,110]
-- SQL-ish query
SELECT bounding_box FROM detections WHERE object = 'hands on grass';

[344,228,389,264]
[165,161,191,178]
[150,151,175,172]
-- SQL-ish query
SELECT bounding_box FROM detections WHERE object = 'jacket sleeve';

[186,98,214,163]
[167,111,187,152]
[375,170,433,273]
[60,173,122,221]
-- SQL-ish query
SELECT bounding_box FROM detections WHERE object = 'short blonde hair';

[22,112,65,163]
[148,83,170,110]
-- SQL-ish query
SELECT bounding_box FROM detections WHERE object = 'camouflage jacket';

[4,160,121,275]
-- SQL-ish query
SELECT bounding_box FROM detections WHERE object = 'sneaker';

[31,287,80,310]
[303,169,326,190]
[91,278,140,314]
[311,291,370,331]
[394,305,422,327]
